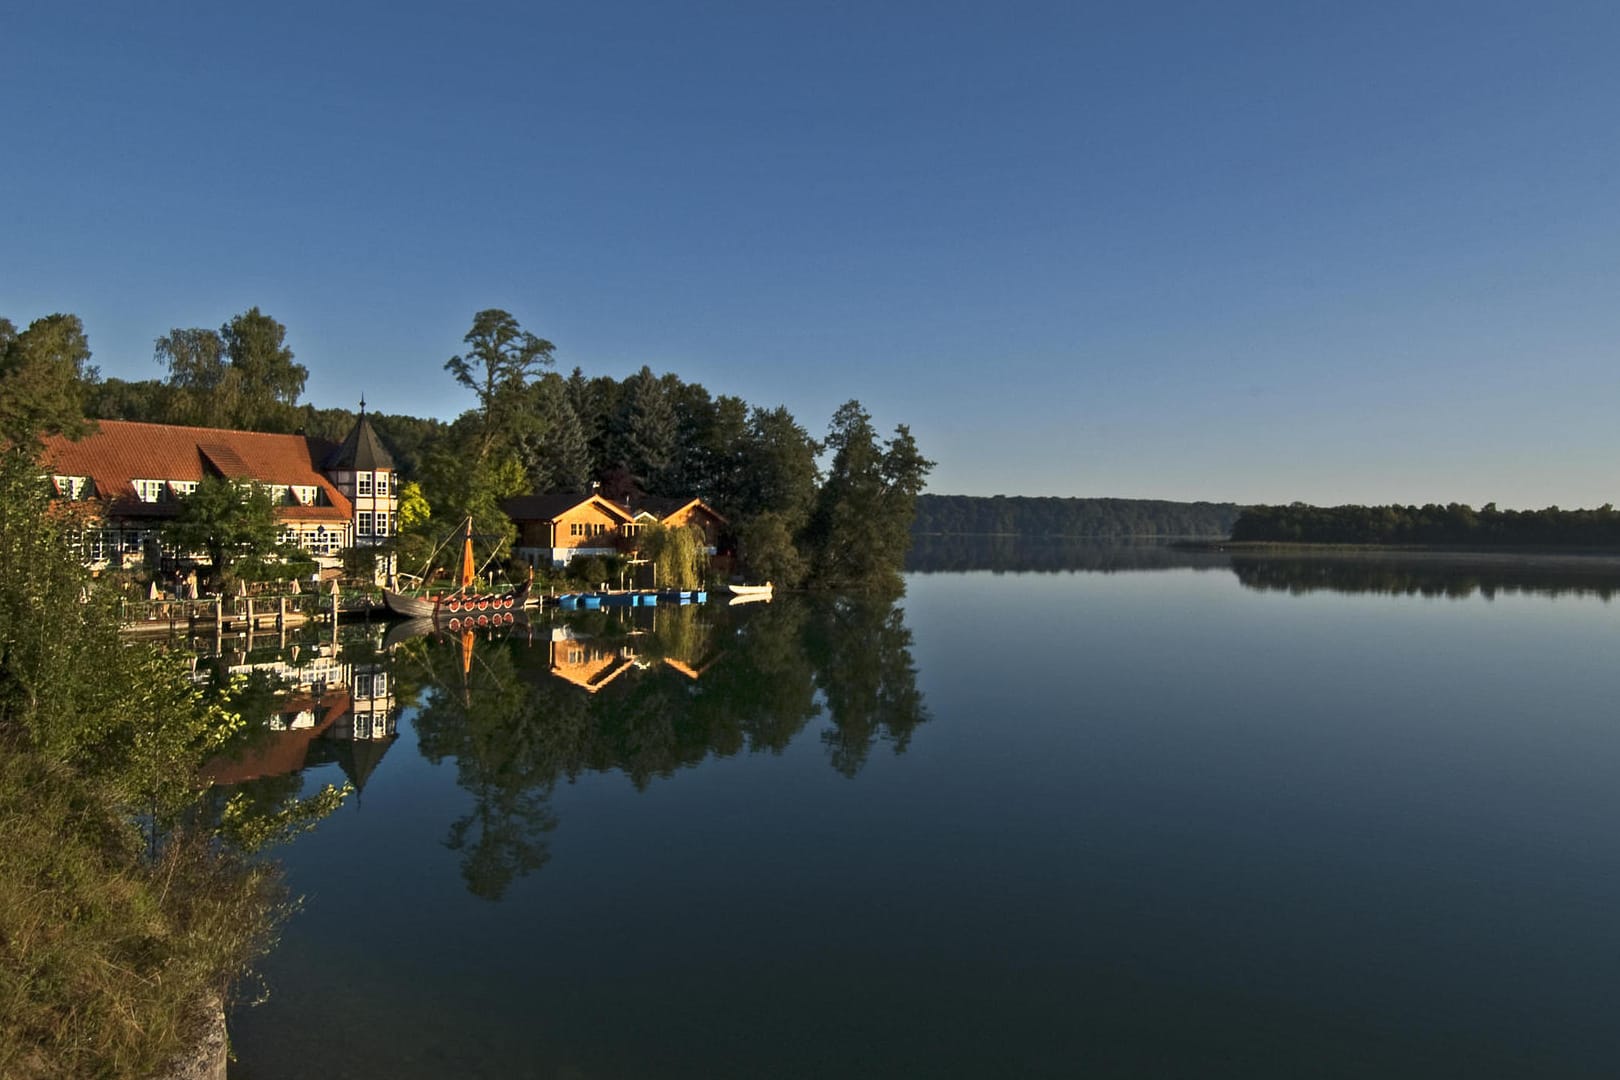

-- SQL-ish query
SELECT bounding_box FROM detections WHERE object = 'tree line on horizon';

[1230,501,1620,547]
[912,493,1241,539]
[7,306,933,592]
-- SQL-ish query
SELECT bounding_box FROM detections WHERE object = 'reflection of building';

[544,627,640,693]
[200,637,399,787]
[199,688,351,785]
[329,664,397,742]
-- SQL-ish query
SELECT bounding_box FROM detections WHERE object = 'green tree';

[0,313,97,446]
[806,401,933,592]
[610,365,679,492]
[738,405,820,526]
[401,437,521,580]
[83,375,176,423]
[154,307,306,431]
[161,477,282,590]
[642,522,707,590]
[221,307,306,430]
[154,326,229,425]
[736,510,809,587]
[445,309,555,464]
[519,373,593,493]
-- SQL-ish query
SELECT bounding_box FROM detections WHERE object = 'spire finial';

[358,395,367,416]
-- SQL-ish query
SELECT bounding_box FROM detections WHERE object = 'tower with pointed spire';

[322,400,399,549]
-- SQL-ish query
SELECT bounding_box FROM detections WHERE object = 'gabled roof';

[502,492,634,524]
[632,495,729,525]
[322,412,395,472]
[40,420,352,522]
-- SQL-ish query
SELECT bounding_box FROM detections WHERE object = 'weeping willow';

[642,523,707,591]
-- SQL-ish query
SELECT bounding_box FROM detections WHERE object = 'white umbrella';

[290,578,301,595]
[148,580,160,601]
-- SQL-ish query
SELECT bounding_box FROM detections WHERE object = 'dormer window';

[169,481,198,498]
[52,475,89,499]
[133,479,164,503]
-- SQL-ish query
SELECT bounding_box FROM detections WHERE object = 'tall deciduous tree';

[445,309,555,464]
[0,313,97,446]
[161,477,282,589]
[221,307,306,430]
[155,307,306,431]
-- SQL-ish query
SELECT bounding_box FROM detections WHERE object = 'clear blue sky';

[5,2,1618,508]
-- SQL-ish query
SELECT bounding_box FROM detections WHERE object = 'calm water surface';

[225,552,1620,1078]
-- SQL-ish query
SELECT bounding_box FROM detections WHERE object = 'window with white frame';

[376,472,389,496]
[52,475,88,499]
[357,512,372,536]
[374,512,389,536]
[134,479,163,503]
[302,529,337,555]
[357,472,373,496]
[169,481,198,497]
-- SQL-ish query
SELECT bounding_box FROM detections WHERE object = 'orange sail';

[459,519,475,591]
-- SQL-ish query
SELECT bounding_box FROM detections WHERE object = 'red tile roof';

[40,420,352,523]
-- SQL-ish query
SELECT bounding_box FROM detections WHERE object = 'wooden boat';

[718,581,773,599]
[383,517,531,628]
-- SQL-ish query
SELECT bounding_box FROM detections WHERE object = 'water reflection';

[200,597,929,900]
[198,625,402,790]
[909,533,1620,599]
[907,533,1231,575]
[405,598,928,897]
[1228,551,1620,599]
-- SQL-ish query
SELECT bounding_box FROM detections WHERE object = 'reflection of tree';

[402,594,929,898]
[1230,554,1620,600]
[411,639,560,901]
[805,596,929,778]
[907,533,1230,575]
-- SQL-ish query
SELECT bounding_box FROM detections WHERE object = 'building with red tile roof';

[39,413,399,570]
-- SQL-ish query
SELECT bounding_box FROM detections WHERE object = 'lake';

[221,547,1620,1078]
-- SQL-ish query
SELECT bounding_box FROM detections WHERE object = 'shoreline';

[1170,540,1620,566]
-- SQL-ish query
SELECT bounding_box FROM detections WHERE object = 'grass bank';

[0,748,287,1079]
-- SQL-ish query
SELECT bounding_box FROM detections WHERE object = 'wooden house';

[501,492,635,569]
[501,491,728,568]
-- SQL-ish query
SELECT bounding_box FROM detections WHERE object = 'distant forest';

[912,494,1241,539]
[1231,503,1620,548]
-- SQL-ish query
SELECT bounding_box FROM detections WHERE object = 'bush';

[0,751,288,1079]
